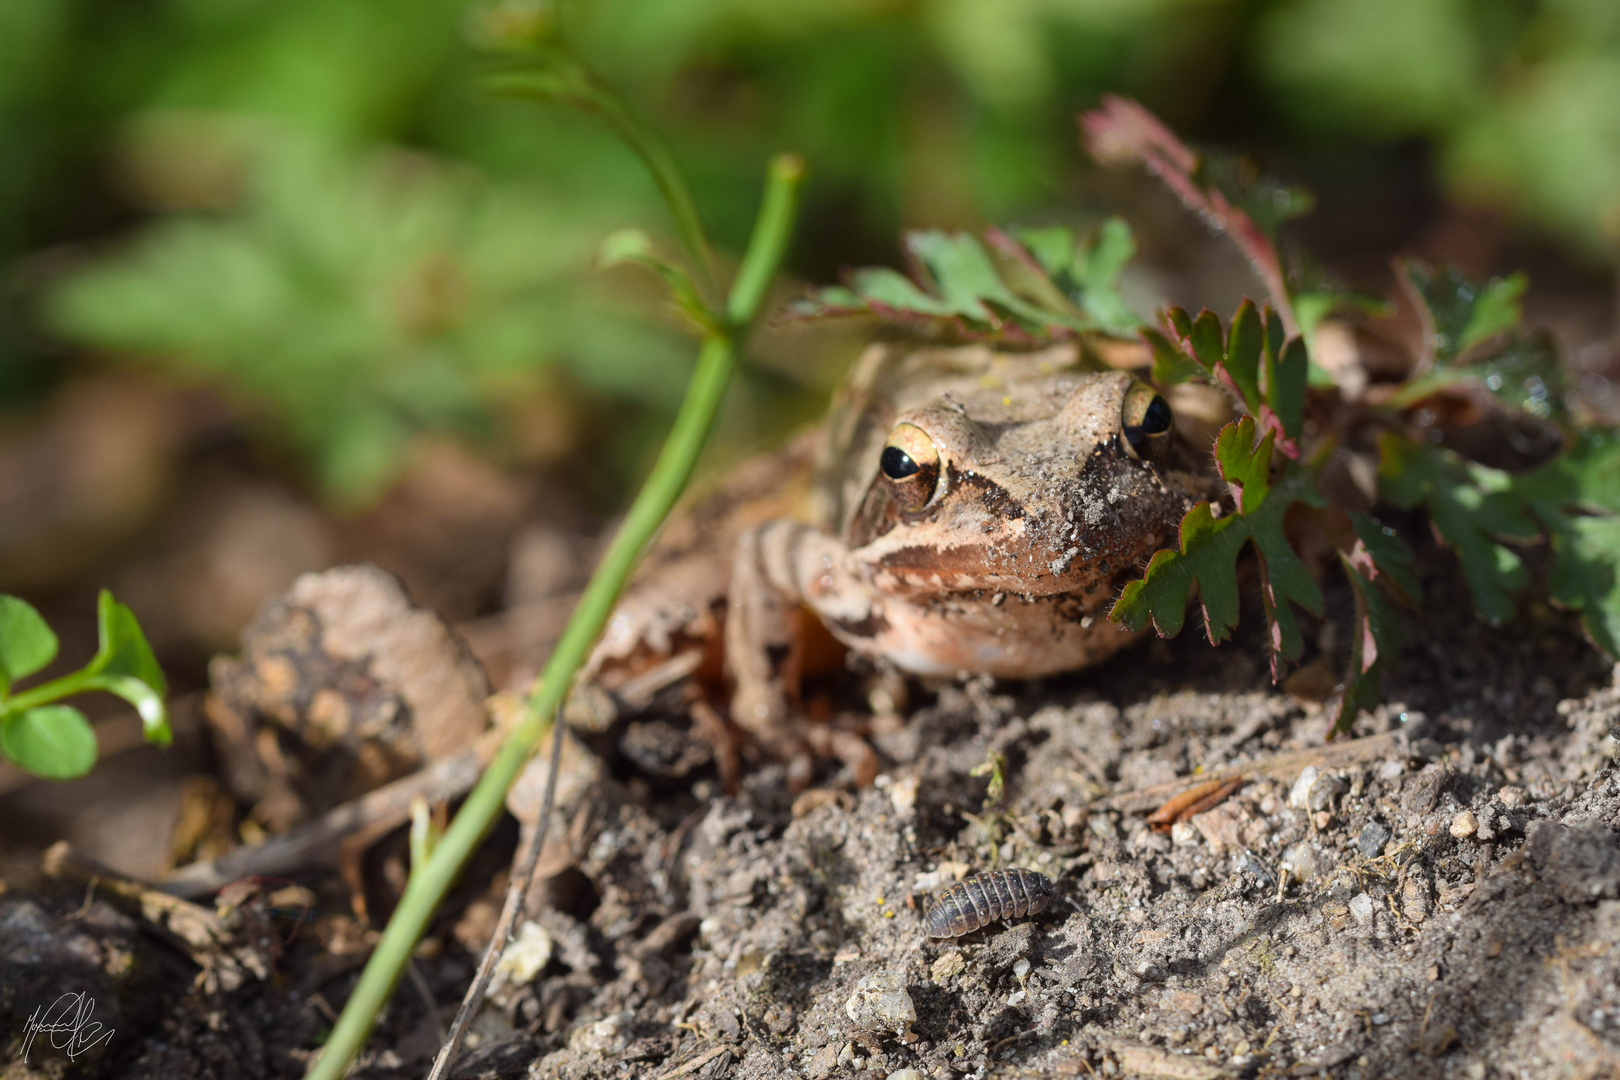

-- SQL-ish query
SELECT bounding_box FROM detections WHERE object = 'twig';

[161,746,490,899]
[1081,95,1297,336]
[406,960,447,1043]
[424,715,564,1080]
[1102,731,1400,815]
[655,1045,735,1080]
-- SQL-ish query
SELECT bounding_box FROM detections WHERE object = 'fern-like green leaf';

[1400,260,1526,364]
[1377,435,1538,624]
[1112,416,1325,676]
[1332,550,1404,737]
[1394,261,1567,421]
[786,221,1141,341]
[1329,515,1416,735]
[1153,301,1308,452]
[1508,428,1620,656]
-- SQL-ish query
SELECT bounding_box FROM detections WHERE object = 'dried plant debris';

[204,564,490,831]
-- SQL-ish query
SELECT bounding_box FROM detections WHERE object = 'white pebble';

[1282,843,1318,883]
[1450,810,1479,839]
[1013,958,1031,979]
[845,972,916,1038]
[888,775,919,816]
[493,921,553,983]
[1348,892,1375,924]
[1289,766,1320,810]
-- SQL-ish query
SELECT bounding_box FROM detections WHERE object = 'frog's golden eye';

[1121,381,1173,459]
[879,422,942,512]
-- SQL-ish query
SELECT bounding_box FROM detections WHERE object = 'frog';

[586,339,1220,787]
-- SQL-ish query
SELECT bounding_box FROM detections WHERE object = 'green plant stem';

[3,669,103,715]
[303,151,802,1080]
[586,84,719,303]
[484,48,719,303]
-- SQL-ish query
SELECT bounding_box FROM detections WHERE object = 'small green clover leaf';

[1111,416,1325,678]
[87,590,171,746]
[0,590,169,779]
[1009,217,1141,336]
[1393,262,1567,420]
[0,705,99,781]
[0,595,58,696]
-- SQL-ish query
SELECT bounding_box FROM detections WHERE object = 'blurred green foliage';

[44,120,691,502]
[4,0,1618,503]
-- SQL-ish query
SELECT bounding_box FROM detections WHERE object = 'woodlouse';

[924,868,1055,938]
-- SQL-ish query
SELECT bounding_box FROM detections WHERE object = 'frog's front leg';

[726,520,879,789]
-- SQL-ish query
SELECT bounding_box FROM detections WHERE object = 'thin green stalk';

[304,152,803,1080]
[2,670,100,715]
[587,85,719,302]
[483,43,719,302]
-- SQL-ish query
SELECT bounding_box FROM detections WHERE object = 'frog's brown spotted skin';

[590,341,1218,784]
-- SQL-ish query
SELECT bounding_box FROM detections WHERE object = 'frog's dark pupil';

[881,445,920,480]
[1141,395,1171,435]
[1125,394,1171,451]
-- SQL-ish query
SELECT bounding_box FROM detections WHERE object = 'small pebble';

[1349,892,1375,923]
[1450,810,1479,839]
[1356,821,1392,860]
[845,972,916,1038]
[1170,820,1200,847]
[1282,843,1318,882]
[1496,785,1528,809]
[887,1071,924,1080]
[1006,990,1027,1006]
[494,921,554,983]
[1013,958,1030,979]
[931,952,966,984]
[1289,766,1320,809]
[888,776,919,817]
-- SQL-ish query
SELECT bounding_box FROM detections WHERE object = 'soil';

[4,532,1620,1080]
